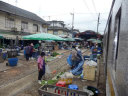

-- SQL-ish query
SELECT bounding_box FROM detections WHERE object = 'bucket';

[68,84,78,96]
[8,58,18,66]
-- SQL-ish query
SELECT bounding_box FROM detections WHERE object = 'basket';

[38,85,88,96]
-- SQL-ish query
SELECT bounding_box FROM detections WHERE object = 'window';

[21,21,28,30]
[33,24,38,32]
[5,17,15,28]
[113,8,121,71]
[53,31,58,35]
[63,32,67,35]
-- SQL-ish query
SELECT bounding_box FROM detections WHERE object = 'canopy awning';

[1,34,22,40]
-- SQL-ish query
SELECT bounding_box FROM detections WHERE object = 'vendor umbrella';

[92,40,102,43]
[64,38,75,41]
[0,35,3,39]
[22,33,65,41]
[87,38,96,41]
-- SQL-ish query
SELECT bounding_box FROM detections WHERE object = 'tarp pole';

[3,38,4,47]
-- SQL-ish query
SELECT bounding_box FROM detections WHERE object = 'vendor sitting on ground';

[67,46,84,75]
[71,50,79,69]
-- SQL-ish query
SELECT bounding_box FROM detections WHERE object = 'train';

[104,0,128,95]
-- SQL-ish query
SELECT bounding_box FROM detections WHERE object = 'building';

[47,20,72,37]
[0,1,48,40]
[104,0,128,95]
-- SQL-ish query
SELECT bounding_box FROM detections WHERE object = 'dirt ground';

[0,49,106,96]
[16,49,103,96]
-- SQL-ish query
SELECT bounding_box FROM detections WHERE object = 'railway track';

[0,49,88,96]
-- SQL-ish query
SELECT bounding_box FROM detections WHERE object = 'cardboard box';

[83,63,96,81]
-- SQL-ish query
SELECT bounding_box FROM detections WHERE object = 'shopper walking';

[25,44,30,61]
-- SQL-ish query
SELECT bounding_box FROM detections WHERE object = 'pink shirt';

[37,56,44,69]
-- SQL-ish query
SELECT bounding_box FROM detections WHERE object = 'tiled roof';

[0,1,48,24]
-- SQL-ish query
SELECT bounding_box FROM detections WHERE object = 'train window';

[113,7,121,72]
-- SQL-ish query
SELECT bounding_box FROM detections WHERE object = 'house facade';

[47,20,72,37]
[0,1,48,39]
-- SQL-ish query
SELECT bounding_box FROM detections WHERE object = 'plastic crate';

[38,85,89,96]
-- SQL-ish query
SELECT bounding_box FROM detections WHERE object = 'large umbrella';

[22,33,64,41]
[92,40,102,43]
[0,35,3,39]
[64,38,75,41]
[87,38,96,41]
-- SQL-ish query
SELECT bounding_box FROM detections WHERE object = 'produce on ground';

[41,80,58,86]
[41,72,64,86]
[51,52,60,57]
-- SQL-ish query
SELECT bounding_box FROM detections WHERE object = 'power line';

[82,0,96,19]
[91,0,97,13]
[42,12,109,18]
[82,0,91,12]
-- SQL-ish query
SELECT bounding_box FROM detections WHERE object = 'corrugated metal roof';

[0,1,47,24]
[2,34,22,40]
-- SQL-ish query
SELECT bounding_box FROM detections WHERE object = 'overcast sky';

[1,0,112,34]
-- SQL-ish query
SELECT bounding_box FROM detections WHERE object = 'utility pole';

[97,13,100,38]
[48,16,51,21]
[71,12,74,34]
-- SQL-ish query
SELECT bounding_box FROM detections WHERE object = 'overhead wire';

[91,0,97,14]
[82,0,97,20]
[82,0,91,13]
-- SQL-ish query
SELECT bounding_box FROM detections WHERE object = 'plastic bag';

[85,60,97,66]
[45,65,51,73]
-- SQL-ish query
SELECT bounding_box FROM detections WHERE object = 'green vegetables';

[41,80,58,86]
[52,72,64,80]
[41,72,64,86]
[51,52,60,57]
